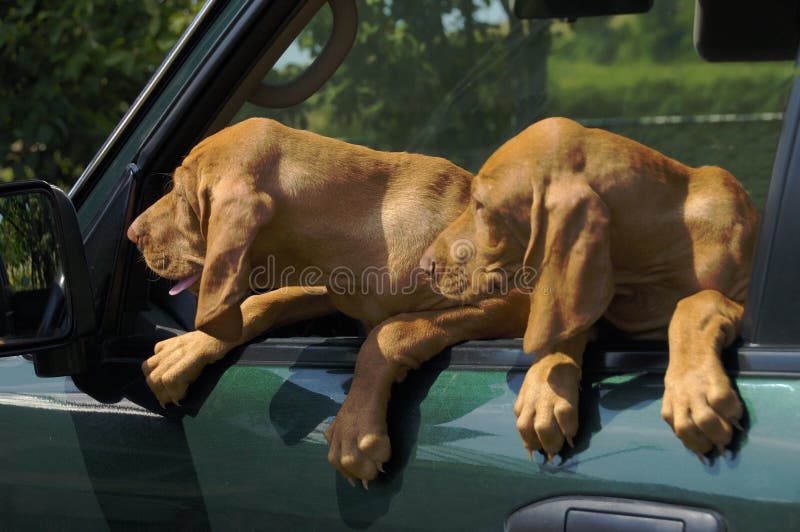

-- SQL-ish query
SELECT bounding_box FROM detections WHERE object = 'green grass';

[548,61,796,117]
[241,58,794,210]
[546,61,796,209]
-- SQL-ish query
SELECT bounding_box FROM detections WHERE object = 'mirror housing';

[694,0,800,62]
[0,181,96,376]
[511,0,653,20]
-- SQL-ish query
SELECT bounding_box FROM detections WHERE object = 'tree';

[0,0,202,189]
[0,192,58,291]
[263,0,551,172]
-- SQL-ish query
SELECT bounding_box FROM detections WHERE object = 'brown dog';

[421,117,758,461]
[127,118,528,484]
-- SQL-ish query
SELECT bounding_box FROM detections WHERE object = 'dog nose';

[127,223,139,245]
[419,252,434,274]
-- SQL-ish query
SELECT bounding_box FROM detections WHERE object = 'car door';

[1,1,799,531]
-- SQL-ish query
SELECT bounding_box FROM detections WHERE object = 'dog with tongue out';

[122,117,528,486]
[168,274,201,296]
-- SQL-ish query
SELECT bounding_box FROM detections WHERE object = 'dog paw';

[514,356,581,460]
[142,331,231,408]
[661,365,743,459]
[324,397,391,487]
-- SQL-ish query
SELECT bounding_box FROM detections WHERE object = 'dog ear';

[195,181,273,341]
[522,179,613,354]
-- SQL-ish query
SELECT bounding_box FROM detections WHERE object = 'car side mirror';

[0,181,95,376]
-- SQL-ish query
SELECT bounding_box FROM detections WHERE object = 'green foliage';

[0,192,58,290]
[249,0,552,171]
[549,2,695,64]
[0,0,201,189]
[4,0,794,210]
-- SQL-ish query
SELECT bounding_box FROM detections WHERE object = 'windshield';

[237,0,796,210]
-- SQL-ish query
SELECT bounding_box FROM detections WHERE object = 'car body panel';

[185,365,800,531]
[2,353,798,530]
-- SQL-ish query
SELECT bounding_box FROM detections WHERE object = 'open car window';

[140,0,796,350]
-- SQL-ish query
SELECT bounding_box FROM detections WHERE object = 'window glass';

[264,3,333,85]
[235,0,796,210]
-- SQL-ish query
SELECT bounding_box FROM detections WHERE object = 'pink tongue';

[169,273,201,296]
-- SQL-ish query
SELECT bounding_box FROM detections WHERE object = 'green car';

[0,1,798,530]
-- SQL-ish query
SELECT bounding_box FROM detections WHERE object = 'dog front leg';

[661,289,744,460]
[324,294,528,486]
[143,287,335,407]
[513,332,586,462]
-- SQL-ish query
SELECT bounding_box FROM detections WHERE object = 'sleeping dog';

[421,117,758,461]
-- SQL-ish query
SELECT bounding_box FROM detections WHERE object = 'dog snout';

[127,222,141,247]
[419,252,434,274]
[420,248,444,277]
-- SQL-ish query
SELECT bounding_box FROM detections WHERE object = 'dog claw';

[361,479,369,490]
[716,444,725,455]
[377,463,386,474]
[527,449,533,462]
[695,451,706,465]
[731,419,743,431]
[346,476,356,488]
[566,436,575,449]
[546,453,554,463]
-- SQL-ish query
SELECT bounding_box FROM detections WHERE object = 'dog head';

[127,157,273,342]
[420,119,614,353]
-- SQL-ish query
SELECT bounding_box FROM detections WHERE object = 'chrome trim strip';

[224,338,800,375]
